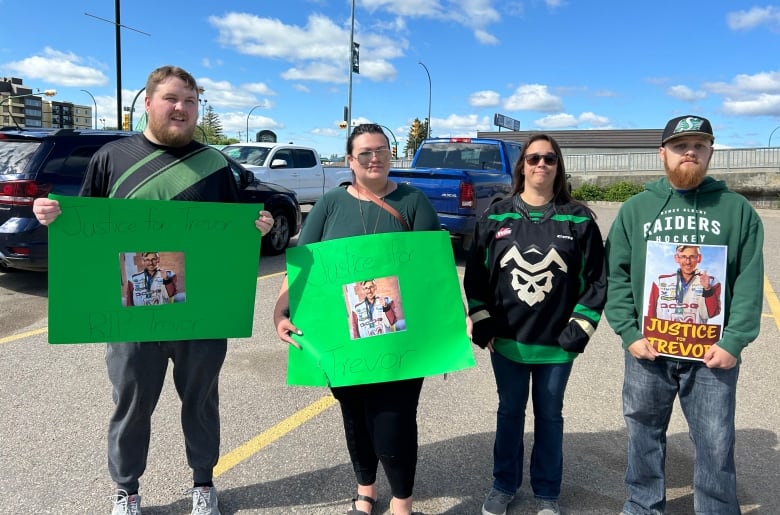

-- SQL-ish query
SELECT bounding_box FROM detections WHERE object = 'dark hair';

[511,133,591,213]
[347,123,390,155]
[146,65,198,98]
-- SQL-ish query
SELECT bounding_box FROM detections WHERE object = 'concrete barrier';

[569,168,780,208]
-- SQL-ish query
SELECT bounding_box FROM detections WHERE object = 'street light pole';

[246,104,265,143]
[769,125,780,147]
[346,0,356,164]
[418,61,431,139]
[81,89,97,129]
[199,98,208,122]
[377,124,398,156]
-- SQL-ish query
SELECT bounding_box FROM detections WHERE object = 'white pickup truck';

[221,143,352,204]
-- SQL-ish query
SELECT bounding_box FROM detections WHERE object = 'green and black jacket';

[464,196,606,364]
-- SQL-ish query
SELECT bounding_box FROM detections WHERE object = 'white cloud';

[532,112,610,129]
[428,113,492,136]
[243,82,277,96]
[362,0,502,43]
[504,84,564,112]
[469,90,500,107]
[1,47,108,87]
[727,6,780,30]
[578,112,610,127]
[701,70,780,116]
[194,78,273,109]
[209,13,401,83]
[535,113,578,129]
[667,85,707,102]
[723,93,780,116]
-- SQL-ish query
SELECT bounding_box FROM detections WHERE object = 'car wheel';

[261,208,291,255]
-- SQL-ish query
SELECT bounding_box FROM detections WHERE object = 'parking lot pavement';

[1,205,778,514]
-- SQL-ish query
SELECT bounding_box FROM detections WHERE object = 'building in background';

[1,76,90,129]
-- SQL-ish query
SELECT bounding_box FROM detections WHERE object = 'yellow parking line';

[0,327,47,344]
[258,270,286,281]
[763,275,780,332]
[214,394,337,477]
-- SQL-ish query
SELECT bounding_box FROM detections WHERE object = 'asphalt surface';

[1,204,778,514]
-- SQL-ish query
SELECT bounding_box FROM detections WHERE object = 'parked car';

[0,127,135,272]
[0,127,300,272]
[221,142,351,203]
[226,155,301,255]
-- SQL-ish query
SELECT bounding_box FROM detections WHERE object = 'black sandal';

[346,494,376,515]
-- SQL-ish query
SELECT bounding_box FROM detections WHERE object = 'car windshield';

[0,141,41,175]
[222,146,270,166]
[415,142,503,170]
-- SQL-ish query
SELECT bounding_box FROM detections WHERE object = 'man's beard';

[665,161,707,190]
[147,115,195,147]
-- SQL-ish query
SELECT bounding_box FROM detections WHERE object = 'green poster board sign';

[286,230,475,387]
[46,195,263,344]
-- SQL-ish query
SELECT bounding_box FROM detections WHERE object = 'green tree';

[195,105,224,144]
[405,117,426,157]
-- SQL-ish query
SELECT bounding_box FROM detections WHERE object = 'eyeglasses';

[677,254,699,262]
[524,153,559,166]
[354,148,391,164]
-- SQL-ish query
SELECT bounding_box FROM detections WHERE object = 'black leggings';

[331,377,424,499]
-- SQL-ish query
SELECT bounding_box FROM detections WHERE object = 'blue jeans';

[622,353,740,515]
[490,351,573,500]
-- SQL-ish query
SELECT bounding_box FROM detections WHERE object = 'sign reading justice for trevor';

[285,230,475,387]
[46,195,263,344]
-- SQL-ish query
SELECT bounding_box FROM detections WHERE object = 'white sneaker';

[536,498,561,515]
[482,487,515,515]
[188,486,221,515]
[110,490,141,515]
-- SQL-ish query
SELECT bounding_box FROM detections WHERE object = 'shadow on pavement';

[144,427,777,514]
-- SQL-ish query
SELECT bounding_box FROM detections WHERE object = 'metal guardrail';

[564,147,780,173]
[389,148,780,173]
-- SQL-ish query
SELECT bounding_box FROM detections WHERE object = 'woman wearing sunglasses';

[464,134,606,515]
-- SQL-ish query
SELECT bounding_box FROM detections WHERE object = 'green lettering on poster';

[285,231,475,387]
[46,195,263,344]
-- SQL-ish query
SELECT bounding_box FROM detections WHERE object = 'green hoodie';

[605,176,764,360]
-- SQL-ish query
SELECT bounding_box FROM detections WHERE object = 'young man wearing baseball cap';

[604,115,764,514]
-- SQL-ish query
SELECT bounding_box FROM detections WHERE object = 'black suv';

[0,128,300,272]
[227,155,302,256]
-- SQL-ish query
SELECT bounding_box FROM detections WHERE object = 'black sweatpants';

[331,377,424,499]
[105,339,227,492]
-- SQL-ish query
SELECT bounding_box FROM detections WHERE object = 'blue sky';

[3,1,780,157]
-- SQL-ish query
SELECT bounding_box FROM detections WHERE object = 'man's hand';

[627,337,659,360]
[255,210,274,236]
[703,344,737,369]
[33,198,61,225]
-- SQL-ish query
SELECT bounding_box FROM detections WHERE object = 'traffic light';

[411,119,421,139]
[122,113,130,131]
[392,146,398,159]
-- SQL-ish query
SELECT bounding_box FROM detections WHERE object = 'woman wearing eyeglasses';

[464,134,606,515]
[273,123,439,515]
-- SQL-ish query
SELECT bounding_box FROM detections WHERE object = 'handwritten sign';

[285,231,475,387]
[47,195,263,344]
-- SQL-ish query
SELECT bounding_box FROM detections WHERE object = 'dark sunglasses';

[524,153,559,166]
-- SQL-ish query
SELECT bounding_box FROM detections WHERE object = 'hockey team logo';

[673,116,705,134]
[499,245,567,306]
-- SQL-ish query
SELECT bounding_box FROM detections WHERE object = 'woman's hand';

[275,313,302,349]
